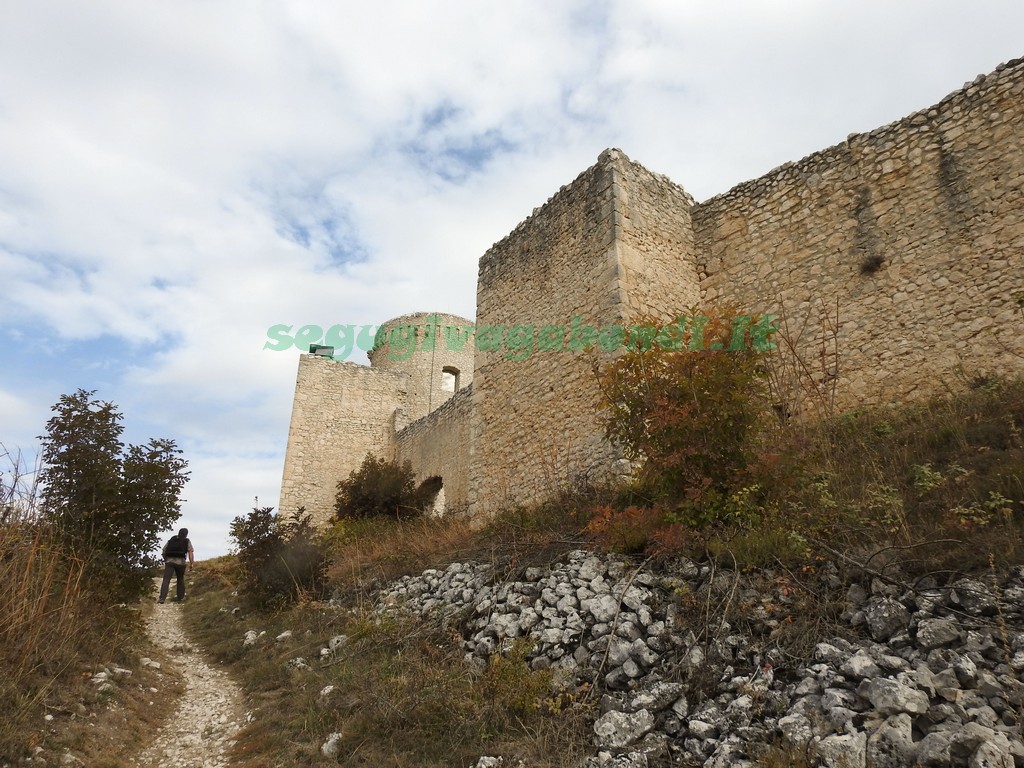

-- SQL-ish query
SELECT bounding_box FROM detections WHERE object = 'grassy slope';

[0,587,183,765]
[179,379,1024,767]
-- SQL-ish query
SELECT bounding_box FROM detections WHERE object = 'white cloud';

[152,450,286,559]
[0,389,43,456]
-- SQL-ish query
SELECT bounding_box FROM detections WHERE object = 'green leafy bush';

[230,506,327,608]
[335,454,431,520]
[37,389,189,597]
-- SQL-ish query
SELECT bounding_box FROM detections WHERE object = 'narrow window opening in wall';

[441,366,460,392]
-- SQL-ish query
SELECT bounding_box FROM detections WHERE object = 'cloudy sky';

[1,0,1022,557]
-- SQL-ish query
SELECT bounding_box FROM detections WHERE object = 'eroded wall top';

[369,311,475,423]
[695,56,1024,409]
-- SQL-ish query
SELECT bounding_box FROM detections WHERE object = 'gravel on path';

[133,584,247,768]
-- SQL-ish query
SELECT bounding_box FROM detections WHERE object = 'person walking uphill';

[158,527,194,604]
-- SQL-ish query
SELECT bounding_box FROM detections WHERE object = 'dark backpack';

[164,535,189,558]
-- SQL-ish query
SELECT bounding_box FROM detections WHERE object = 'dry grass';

[615,376,1024,580]
[325,513,480,590]
[173,377,1024,766]
[175,490,604,767]
[752,737,821,768]
[0,445,160,762]
[0,446,87,758]
[183,572,594,768]
[323,491,596,607]
[0,522,88,757]
[28,640,181,768]
[798,377,1024,578]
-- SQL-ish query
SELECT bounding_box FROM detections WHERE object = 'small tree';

[38,390,189,596]
[230,506,327,608]
[335,454,428,520]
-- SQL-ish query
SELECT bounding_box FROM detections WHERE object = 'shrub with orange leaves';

[595,307,775,530]
[584,504,666,554]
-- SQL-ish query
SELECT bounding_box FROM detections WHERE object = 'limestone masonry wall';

[468,149,718,515]
[395,384,474,514]
[615,156,701,320]
[469,153,622,514]
[695,57,1024,408]
[281,313,475,524]
[282,56,1024,526]
[279,355,410,522]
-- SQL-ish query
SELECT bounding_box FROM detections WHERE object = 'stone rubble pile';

[376,552,1024,768]
[87,665,133,695]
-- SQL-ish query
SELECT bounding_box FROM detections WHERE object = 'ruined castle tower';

[278,312,474,523]
[466,149,702,515]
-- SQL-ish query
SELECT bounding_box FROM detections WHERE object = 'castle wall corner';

[278,354,410,525]
[468,149,702,516]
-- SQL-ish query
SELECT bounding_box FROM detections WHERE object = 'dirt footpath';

[133,585,247,768]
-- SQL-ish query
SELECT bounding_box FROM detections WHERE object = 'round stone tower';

[369,311,475,422]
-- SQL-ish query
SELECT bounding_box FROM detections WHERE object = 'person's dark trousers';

[159,561,187,602]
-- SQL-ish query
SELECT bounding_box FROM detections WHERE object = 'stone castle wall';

[395,384,474,514]
[615,155,701,320]
[282,56,1024,526]
[279,355,411,520]
[695,57,1024,410]
[469,156,622,514]
[280,313,475,524]
[467,57,1024,515]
